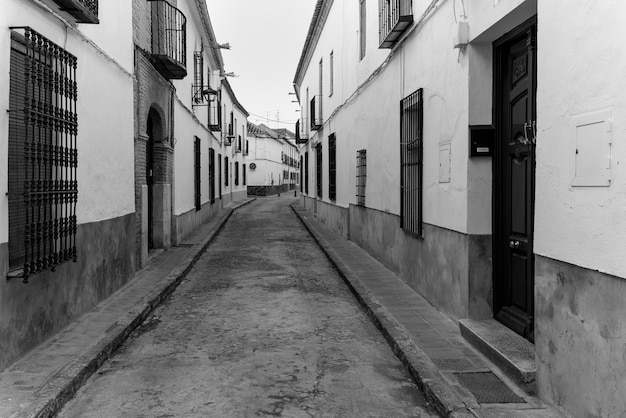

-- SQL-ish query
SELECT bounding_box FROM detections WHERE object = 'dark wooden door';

[494,20,537,341]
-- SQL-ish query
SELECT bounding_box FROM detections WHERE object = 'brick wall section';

[134,47,175,265]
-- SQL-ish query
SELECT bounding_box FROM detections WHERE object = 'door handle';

[509,240,520,249]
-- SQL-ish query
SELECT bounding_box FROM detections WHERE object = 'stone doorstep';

[459,318,536,393]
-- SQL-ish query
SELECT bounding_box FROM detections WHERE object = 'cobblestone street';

[58,197,438,417]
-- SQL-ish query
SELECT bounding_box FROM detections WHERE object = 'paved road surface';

[59,197,438,417]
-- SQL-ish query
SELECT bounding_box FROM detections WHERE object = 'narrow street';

[59,197,438,417]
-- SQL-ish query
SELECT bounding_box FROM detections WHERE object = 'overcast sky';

[205,0,317,131]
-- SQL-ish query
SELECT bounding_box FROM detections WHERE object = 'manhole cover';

[454,371,525,404]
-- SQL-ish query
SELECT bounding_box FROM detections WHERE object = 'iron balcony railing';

[149,0,187,79]
[310,96,322,131]
[53,0,99,23]
[379,0,413,48]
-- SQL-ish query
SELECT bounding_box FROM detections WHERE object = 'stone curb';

[291,204,474,418]
[14,198,255,418]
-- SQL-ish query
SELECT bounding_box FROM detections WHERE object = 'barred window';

[328,134,336,200]
[356,149,367,206]
[209,147,215,203]
[400,88,423,235]
[300,156,304,193]
[224,156,229,186]
[218,153,222,198]
[304,151,309,194]
[243,164,247,186]
[8,28,78,281]
[194,137,201,210]
[316,144,323,198]
[234,161,239,186]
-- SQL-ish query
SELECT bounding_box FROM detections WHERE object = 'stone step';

[459,318,536,394]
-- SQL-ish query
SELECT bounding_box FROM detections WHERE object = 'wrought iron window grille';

[8,27,79,282]
[310,96,323,131]
[356,149,367,206]
[328,134,336,200]
[316,144,323,198]
[400,88,423,236]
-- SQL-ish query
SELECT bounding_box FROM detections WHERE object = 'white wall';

[535,1,626,278]
[0,0,135,239]
[247,133,284,186]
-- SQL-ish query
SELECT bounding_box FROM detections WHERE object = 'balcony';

[310,96,322,131]
[149,0,187,79]
[379,0,413,48]
[295,119,308,144]
[52,0,99,23]
[225,124,234,145]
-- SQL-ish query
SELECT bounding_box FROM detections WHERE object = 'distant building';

[246,123,298,196]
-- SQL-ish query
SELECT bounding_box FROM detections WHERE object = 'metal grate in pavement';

[454,371,525,404]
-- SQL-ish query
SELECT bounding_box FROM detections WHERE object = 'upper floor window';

[53,0,99,23]
[8,28,79,281]
[330,51,334,96]
[360,0,366,59]
[379,0,413,49]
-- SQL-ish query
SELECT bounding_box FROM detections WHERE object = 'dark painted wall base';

[0,213,136,372]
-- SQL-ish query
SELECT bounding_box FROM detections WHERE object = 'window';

[246,140,249,155]
[224,156,229,186]
[379,0,413,49]
[218,153,222,198]
[319,58,323,116]
[194,137,201,210]
[8,28,78,280]
[300,156,304,192]
[238,135,242,152]
[316,144,323,198]
[330,51,334,96]
[360,0,366,59]
[356,149,367,205]
[234,161,239,186]
[328,134,336,200]
[209,148,215,203]
[192,51,204,105]
[305,152,309,194]
[400,88,423,235]
[243,164,247,186]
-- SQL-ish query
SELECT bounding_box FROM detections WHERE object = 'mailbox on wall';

[469,125,494,157]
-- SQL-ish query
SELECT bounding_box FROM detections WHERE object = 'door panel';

[494,19,537,342]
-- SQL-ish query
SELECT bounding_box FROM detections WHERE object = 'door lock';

[509,240,520,249]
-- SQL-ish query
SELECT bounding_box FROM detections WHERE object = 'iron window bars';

[304,152,309,194]
[356,149,367,206]
[218,153,222,198]
[149,0,187,79]
[192,51,204,105]
[243,164,247,186]
[234,161,239,186]
[295,118,309,144]
[400,88,423,236]
[194,137,201,210]
[379,0,413,48]
[300,156,304,192]
[52,0,99,24]
[316,144,323,198]
[310,96,322,131]
[8,28,78,282]
[224,156,229,186]
[328,134,336,200]
[209,147,215,203]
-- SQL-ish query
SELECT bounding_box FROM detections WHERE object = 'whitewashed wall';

[535,1,626,278]
[0,0,135,238]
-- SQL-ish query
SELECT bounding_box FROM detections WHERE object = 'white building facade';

[246,123,298,196]
[1,0,135,370]
[294,0,626,416]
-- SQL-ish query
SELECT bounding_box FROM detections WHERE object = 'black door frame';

[492,16,537,340]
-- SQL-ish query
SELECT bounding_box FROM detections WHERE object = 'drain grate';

[454,371,525,404]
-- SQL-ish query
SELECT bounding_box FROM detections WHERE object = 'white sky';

[205,0,318,131]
